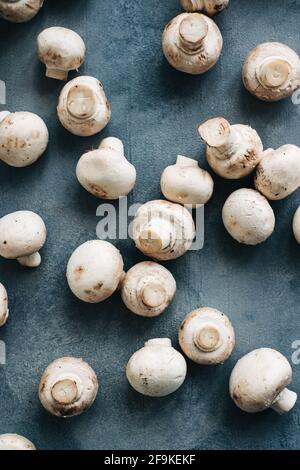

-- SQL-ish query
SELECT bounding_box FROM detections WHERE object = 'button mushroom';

[37,27,86,81]
[0,434,36,450]
[133,200,195,261]
[293,206,300,244]
[222,189,275,245]
[180,0,229,16]
[255,145,300,201]
[57,76,111,137]
[0,111,49,168]
[66,240,124,303]
[39,357,98,418]
[0,211,47,267]
[0,0,43,23]
[230,348,297,415]
[198,117,263,179]
[243,42,300,102]
[76,137,136,199]
[0,283,8,327]
[162,13,223,75]
[121,261,176,318]
[126,338,187,397]
[179,307,235,364]
[160,155,214,207]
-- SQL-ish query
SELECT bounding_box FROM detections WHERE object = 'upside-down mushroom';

[0,283,8,327]
[0,0,43,23]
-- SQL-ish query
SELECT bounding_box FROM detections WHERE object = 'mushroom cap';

[0,434,36,450]
[255,145,300,200]
[133,200,195,261]
[162,13,223,75]
[0,211,47,260]
[0,282,8,327]
[37,27,86,73]
[222,189,275,245]
[126,338,187,397]
[293,206,300,244]
[67,240,124,303]
[39,357,98,418]
[180,0,229,16]
[121,261,176,317]
[57,76,111,137]
[179,307,235,364]
[230,348,293,413]
[243,42,300,101]
[0,112,49,167]
[161,155,214,206]
[76,138,136,199]
[0,0,43,23]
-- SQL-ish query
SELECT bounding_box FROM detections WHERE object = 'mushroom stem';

[271,388,297,415]
[198,117,240,160]
[179,14,208,52]
[257,58,290,88]
[193,323,222,352]
[99,137,125,155]
[146,338,172,348]
[51,379,79,405]
[138,219,175,255]
[140,282,167,308]
[17,252,41,268]
[66,84,97,120]
[176,154,199,167]
[46,67,68,81]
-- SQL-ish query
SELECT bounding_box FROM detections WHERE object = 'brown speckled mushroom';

[37,27,86,81]
[39,357,98,418]
[57,76,111,137]
[180,0,229,16]
[0,111,49,168]
[162,13,223,75]
[0,211,47,267]
[243,42,300,102]
[0,283,8,327]
[0,434,36,450]
[0,0,43,23]
[230,348,297,415]
[179,307,235,364]
[198,117,263,179]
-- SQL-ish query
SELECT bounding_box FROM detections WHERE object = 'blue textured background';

[0,0,300,451]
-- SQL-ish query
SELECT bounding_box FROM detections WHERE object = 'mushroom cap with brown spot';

[0,0,44,23]
[0,434,36,450]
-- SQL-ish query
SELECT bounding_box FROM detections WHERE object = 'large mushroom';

[0,434,36,450]
[0,283,8,327]
[0,0,43,23]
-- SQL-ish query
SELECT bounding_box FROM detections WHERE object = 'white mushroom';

[0,211,47,267]
[126,338,187,397]
[0,111,49,168]
[76,137,136,199]
[222,189,275,245]
[66,240,124,303]
[121,261,176,318]
[162,13,223,75]
[230,348,297,415]
[179,307,235,364]
[198,117,263,179]
[133,200,195,261]
[180,0,229,16]
[293,206,300,244]
[255,145,300,200]
[0,0,43,23]
[37,27,86,81]
[0,434,36,450]
[0,283,8,327]
[57,76,111,137]
[243,42,300,102]
[39,357,98,418]
[160,155,214,207]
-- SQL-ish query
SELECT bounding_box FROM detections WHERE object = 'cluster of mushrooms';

[0,0,300,451]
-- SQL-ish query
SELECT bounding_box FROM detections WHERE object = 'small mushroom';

[39,357,98,418]
[198,117,263,179]
[57,76,111,137]
[255,145,300,201]
[0,434,36,450]
[230,348,297,414]
[162,13,223,75]
[179,307,235,364]
[37,27,86,81]
[0,0,43,23]
[243,42,300,102]
[180,0,229,16]
[133,200,195,261]
[0,211,47,267]
[126,338,187,397]
[76,137,136,199]
[66,240,124,303]
[160,155,214,207]
[0,283,8,327]
[0,111,49,168]
[293,206,300,244]
[222,189,275,245]
[121,261,176,318]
